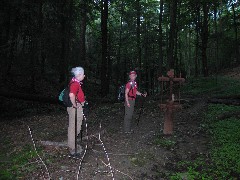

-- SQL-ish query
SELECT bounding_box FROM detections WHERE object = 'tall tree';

[136,0,142,72]
[6,3,21,78]
[158,0,164,74]
[167,0,178,69]
[116,1,124,87]
[194,2,201,77]
[100,0,109,96]
[79,0,87,67]
[213,1,219,74]
[231,0,239,64]
[200,1,209,77]
[38,0,44,75]
[0,2,11,77]
[59,0,73,84]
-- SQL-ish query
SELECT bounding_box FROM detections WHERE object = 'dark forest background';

[0,0,239,98]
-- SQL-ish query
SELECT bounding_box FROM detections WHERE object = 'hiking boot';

[69,145,83,157]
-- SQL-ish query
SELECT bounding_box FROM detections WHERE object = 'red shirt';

[69,78,85,103]
[126,81,138,99]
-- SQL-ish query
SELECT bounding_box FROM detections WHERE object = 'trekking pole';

[75,107,78,155]
[80,101,89,142]
[137,93,146,126]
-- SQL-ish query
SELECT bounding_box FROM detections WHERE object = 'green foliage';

[183,76,240,97]
[153,136,176,149]
[206,104,240,122]
[206,104,240,178]
[170,103,240,179]
[170,157,212,180]
[0,144,40,179]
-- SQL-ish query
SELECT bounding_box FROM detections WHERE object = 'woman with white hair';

[67,67,85,155]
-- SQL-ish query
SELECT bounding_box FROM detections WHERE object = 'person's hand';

[142,92,147,97]
[73,103,81,108]
[127,102,130,107]
[72,104,77,108]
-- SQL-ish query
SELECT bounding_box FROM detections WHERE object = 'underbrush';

[183,76,240,97]
[0,144,41,179]
[170,76,240,179]
[170,104,240,180]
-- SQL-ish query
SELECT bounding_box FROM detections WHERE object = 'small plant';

[0,144,40,179]
[153,136,176,148]
[130,152,154,167]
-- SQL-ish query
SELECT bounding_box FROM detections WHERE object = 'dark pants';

[124,99,135,132]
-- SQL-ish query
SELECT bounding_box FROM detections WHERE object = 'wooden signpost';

[158,69,185,135]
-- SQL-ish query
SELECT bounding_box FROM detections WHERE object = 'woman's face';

[76,74,85,81]
[129,74,137,81]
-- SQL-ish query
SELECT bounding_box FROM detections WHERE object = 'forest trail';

[0,94,208,179]
[221,66,240,80]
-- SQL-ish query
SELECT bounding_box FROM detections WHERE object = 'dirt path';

[0,95,209,179]
[220,66,240,80]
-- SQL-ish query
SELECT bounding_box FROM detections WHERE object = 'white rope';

[92,122,114,180]
[76,109,88,180]
[100,159,133,180]
[27,126,51,179]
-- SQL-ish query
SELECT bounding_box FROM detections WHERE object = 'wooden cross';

[158,69,185,135]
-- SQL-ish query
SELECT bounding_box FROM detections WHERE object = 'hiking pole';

[75,107,78,155]
[80,103,83,143]
[80,101,89,142]
[137,94,146,126]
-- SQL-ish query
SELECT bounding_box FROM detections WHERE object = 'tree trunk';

[30,41,36,93]
[116,2,123,92]
[107,32,112,93]
[135,0,142,87]
[231,1,239,65]
[38,1,44,75]
[201,1,209,77]
[100,0,109,96]
[188,25,191,75]
[67,0,73,67]
[214,2,219,74]
[59,0,73,85]
[194,4,200,77]
[79,0,87,67]
[144,22,149,93]
[174,0,181,72]
[6,7,21,78]
[59,1,67,84]
[167,0,177,69]
[1,3,11,76]
[159,0,164,74]
[136,0,141,71]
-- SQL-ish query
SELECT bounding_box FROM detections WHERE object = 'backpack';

[59,82,77,107]
[118,85,125,101]
[117,81,136,101]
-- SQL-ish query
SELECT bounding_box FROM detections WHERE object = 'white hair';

[71,67,84,77]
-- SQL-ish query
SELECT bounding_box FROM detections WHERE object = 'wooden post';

[158,69,185,135]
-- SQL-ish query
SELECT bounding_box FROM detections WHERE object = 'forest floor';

[0,95,207,180]
[0,67,240,180]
